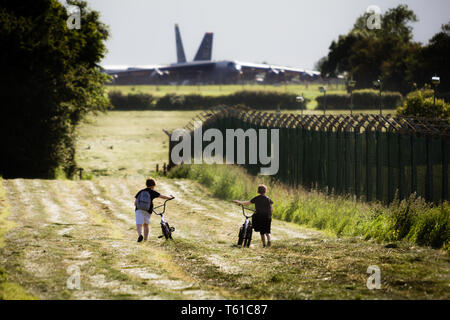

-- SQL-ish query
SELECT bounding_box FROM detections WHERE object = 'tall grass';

[168,164,449,250]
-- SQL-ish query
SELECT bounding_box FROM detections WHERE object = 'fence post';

[327,128,332,194]
[398,133,404,201]
[355,130,361,199]
[410,135,417,197]
[443,138,448,201]
[387,131,393,203]
[366,130,370,201]
[425,136,433,202]
[376,130,382,202]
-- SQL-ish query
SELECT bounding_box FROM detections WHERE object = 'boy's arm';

[159,194,175,200]
[233,200,251,206]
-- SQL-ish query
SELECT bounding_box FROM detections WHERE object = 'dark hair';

[146,178,156,187]
[257,184,267,194]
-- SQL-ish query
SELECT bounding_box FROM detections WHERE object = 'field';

[75,110,200,176]
[1,110,448,300]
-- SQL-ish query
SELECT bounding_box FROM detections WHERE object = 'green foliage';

[0,0,111,178]
[316,89,403,110]
[223,90,308,110]
[108,90,309,110]
[396,86,450,118]
[108,90,155,109]
[168,164,450,249]
[155,93,214,109]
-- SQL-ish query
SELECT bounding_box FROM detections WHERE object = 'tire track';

[1,177,323,299]
[76,178,222,299]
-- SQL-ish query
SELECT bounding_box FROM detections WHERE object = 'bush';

[108,91,155,110]
[109,90,310,110]
[154,93,215,109]
[316,89,403,110]
[396,87,450,118]
[223,90,307,110]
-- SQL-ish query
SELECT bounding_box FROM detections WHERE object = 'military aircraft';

[103,24,320,85]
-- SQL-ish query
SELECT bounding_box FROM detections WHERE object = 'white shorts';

[135,209,151,225]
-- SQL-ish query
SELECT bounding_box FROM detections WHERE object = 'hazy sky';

[86,0,450,69]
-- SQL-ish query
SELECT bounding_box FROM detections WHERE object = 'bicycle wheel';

[161,223,170,240]
[237,226,244,246]
[167,223,173,239]
[245,228,253,248]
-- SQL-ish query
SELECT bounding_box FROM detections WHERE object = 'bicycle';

[237,205,255,248]
[153,197,175,240]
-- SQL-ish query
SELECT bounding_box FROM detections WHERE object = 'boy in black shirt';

[233,184,273,247]
[134,178,174,242]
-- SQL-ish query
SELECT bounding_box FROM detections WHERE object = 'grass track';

[0,176,449,299]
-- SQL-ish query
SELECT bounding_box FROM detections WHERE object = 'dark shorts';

[252,214,271,234]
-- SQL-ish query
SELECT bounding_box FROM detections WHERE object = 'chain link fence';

[168,106,449,204]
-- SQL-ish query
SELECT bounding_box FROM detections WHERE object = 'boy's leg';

[143,223,149,240]
[260,233,266,247]
[136,224,144,242]
[266,234,271,247]
[136,224,143,236]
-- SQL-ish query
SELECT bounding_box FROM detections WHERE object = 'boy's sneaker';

[267,241,271,247]
[137,235,143,242]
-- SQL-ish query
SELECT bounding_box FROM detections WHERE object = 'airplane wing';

[102,61,217,85]
[234,61,320,82]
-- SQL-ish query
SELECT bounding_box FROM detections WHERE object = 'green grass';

[2,110,448,300]
[0,177,15,248]
[168,164,450,250]
[75,109,396,179]
[74,109,448,248]
[0,178,37,300]
[75,110,201,177]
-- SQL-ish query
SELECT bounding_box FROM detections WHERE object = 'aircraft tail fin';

[193,32,213,61]
[175,24,187,63]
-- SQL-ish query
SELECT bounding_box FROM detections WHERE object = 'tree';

[0,0,110,178]
[319,5,421,94]
[419,23,450,94]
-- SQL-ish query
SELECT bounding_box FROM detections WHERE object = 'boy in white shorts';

[134,178,174,242]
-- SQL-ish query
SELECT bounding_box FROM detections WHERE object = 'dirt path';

[0,177,449,300]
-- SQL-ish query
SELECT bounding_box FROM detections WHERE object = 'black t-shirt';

[135,188,160,213]
[250,195,273,218]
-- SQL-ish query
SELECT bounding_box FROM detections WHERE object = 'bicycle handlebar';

[241,205,255,218]
[152,197,175,215]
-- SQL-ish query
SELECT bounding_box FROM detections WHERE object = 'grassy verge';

[0,177,15,248]
[0,178,37,300]
[168,164,449,250]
